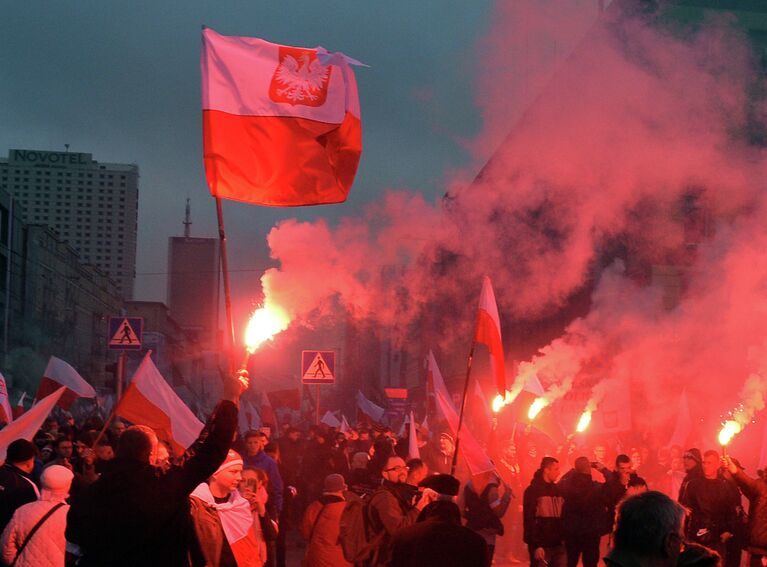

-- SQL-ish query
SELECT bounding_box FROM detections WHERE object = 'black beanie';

[7,439,36,463]
[419,473,461,496]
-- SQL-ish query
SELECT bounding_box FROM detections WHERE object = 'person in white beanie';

[190,449,260,566]
[1,464,73,567]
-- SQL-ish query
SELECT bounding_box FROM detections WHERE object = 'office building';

[0,148,139,299]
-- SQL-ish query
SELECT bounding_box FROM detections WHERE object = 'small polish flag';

[474,277,506,395]
[114,353,204,455]
[12,392,26,420]
[0,387,65,462]
[201,27,364,207]
[36,356,96,409]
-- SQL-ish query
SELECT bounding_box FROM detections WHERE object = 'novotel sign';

[9,149,92,167]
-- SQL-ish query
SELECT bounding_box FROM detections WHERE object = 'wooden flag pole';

[451,338,477,476]
[215,197,236,374]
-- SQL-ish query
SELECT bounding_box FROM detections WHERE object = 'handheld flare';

[576,410,592,433]
[244,304,290,354]
[718,420,741,450]
[528,398,546,421]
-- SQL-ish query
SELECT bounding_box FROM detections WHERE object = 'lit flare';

[492,394,505,413]
[244,303,290,353]
[718,420,742,446]
[528,398,547,421]
[576,410,592,433]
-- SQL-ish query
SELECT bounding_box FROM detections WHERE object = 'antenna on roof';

[183,198,192,237]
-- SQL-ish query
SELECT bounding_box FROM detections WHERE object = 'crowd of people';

[0,372,763,567]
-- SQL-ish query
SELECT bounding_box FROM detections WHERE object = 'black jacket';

[732,469,767,554]
[523,470,564,548]
[0,463,38,533]
[680,475,739,545]
[390,501,489,567]
[65,400,238,567]
[558,468,608,538]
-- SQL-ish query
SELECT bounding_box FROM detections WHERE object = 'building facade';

[0,149,139,299]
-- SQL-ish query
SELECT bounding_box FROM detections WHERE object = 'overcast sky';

[0,1,494,303]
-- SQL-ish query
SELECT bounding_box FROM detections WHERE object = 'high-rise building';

[0,148,139,299]
[167,202,220,349]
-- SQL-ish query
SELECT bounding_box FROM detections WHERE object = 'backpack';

[338,494,384,564]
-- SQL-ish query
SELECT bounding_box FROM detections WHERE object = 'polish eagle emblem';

[271,53,331,105]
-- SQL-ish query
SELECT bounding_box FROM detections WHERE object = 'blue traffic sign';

[108,317,143,350]
[301,350,336,384]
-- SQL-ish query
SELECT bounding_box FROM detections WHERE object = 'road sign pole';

[316,384,321,425]
[116,351,126,400]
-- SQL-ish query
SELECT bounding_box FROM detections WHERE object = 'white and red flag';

[114,353,204,455]
[429,353,494,476]
[12,392,26,420]
[474,276,506,395]
[0,374,12,425]
[37,356,96,409]
[0,387,65,462]
[259,391,276,427]
[201,27,363,206]
[356,390,385,423]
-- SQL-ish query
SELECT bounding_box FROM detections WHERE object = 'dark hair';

[540,456,559,470]
[243,430,262,441]
[703,450,720,460]
[616,454,631,467]
[54,436,73,449]
[117,426,154,462]
[406,458,425,473]
[7,439,36,463]
[614,491,685,557]
[628,477,648,489]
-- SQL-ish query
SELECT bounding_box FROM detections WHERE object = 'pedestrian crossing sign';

[108,317,143,350]
[301,350,335,384]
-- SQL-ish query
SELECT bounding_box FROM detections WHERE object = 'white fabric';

[43,357,95,398]
[355,391,385,422]
[190,483,253,545]
[0,374,13,424]
[0,388,65,462]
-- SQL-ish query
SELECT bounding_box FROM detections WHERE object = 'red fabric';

[35,378,78,410]
[475,309,506,395]
[203,110,362,206]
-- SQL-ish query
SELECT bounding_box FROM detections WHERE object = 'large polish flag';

[474,276,506,395]
[115,353,204,455]
[0,387,65,462]
[201,27,363,206]
[36,356,96,409]
[356,390,385,423]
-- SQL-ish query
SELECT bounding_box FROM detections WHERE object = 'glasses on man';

[383,465,409,472]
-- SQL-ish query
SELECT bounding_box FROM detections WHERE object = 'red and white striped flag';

[114,353,204,455]
[0,387,65,462]
[474,276,506,395]
[0,374,12,425]
[201,27,363,206]
[408,411,420,460]
[12,392,26,420]
[37,356,96,409]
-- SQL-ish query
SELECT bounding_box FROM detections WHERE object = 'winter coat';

[732,469,767,554]
[65,401,238,567]
[558,469,608,538]
[367,481,421,567]
[300,494,352,567]
[679,475,738,546]
[0,464,38,534]
[0,499,68,567]
[523,471,565,549]
[188,495,237,567]
[390,501,489,567]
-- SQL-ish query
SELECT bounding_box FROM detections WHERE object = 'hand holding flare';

[239,303,290,376]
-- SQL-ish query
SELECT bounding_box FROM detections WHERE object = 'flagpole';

[451,338,477,476]
[215,197,236,374]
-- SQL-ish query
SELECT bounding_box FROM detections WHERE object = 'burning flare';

[718,420,742,446]
[576,410,592,433]
[244,303,290,353]
[528,398,547,421]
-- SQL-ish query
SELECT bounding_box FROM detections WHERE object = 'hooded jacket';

[558,468,607,538]
[731,469,767,554]
[523,469,565,549]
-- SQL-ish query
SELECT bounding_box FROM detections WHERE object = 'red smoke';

[261,1,767,458]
